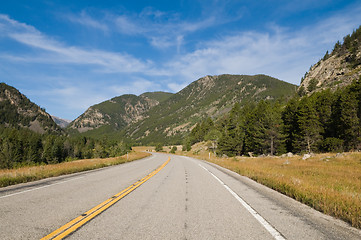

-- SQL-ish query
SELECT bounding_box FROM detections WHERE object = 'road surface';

[0,153,360,239]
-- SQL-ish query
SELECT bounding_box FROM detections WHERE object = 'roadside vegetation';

[0,151,150,188]
[0,126,132,169]
[177,145,361,229]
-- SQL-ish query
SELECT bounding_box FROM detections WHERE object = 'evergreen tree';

[295,97,323,153]
[262,102,285,155]
[282,98,300,153]
[339,88,360,150]
[218,103,245,156]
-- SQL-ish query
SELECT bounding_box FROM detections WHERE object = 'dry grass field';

[176,144,361,229]
[0,151,151,188]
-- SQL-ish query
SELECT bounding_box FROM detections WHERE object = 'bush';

[307,78,318,92]
[321,138,344,152]
[170,146,177,153]
[182,141,191,151]
[155,143,163,152]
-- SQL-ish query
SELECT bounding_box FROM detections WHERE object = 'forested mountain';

[67,91,173,135]
[187,78,361,156]
[69,75,296,143]
[0,83,62,134]
[299,25,361,95]
[123,74,296,144]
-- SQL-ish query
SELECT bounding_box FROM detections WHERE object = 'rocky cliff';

[299,25,361,95]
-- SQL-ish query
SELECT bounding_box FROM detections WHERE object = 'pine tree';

[218,103,245,156]
[262,102,285,155]
[295,97,323,153]
[339,89,360,150]
[282,98,300,153]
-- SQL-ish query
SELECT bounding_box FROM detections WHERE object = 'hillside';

[51,116,71,128]
[67,91,173,135]
[0,83,62,134]
[123,74,297,144]
[299,25,361,95]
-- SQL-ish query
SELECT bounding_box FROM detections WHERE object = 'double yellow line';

[42,157,170,240]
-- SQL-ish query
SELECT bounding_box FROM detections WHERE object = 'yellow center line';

[41,157,170,240]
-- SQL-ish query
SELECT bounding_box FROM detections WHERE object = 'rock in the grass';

[283,160,291,165]
[302,154,312,160]
[287,152,294,157]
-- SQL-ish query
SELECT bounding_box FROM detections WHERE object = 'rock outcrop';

[0,83,62,134]
[299,25,361,95]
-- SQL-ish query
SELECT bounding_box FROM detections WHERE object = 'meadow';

[0,151,151,188]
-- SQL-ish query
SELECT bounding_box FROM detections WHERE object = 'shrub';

[321,138,344,152]
[170,146,177,153]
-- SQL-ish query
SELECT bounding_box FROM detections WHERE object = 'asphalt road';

[1,153,360,239]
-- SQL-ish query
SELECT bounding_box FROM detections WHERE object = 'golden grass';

[0,151,151,188]
[132,146,155,152]
[181,150,361,229]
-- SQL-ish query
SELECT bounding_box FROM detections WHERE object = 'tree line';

[184,79,361,156]
[0,127,131,169]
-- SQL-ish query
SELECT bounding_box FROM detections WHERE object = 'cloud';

[163,3,361,86]
[112,8,227,50]
[0,14,152,74]
[23,82,109,119]
[66,11,109,32]
[107,78,162,96]
[115,15,146,35]
[167,82,187,92]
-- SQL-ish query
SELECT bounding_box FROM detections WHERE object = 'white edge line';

[198,164,286,240]
[0,176,83,199]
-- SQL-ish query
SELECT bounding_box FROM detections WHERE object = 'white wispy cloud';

[0,14,152,74]
[167,82,187,92]
[113,9,227,50]
[107,78,162,96]
[162,3,361,88]
[66,11,109,32]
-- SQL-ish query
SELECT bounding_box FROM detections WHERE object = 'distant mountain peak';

[51,115,71,128]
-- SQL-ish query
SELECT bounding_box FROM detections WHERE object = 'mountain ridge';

[0,83,62,134]
[124,74,297,144]
[67,91,173,133]
[68,74,297,143]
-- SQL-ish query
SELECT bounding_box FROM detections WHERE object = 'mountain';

[69,74,296,143]
[67,91,173,135]
[123,74,297,144]
[0,83,62,134]
[51,116,71,128]
[299,25,361,95]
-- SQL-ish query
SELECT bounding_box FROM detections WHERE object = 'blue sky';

[1,0,361,120]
